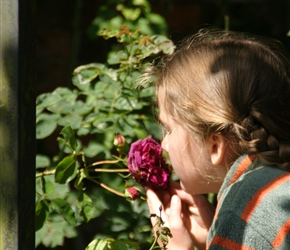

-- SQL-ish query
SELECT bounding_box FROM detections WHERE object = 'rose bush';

[127,138,172,190]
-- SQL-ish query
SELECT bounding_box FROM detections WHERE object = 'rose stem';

[90,168,129,173]
[149,235,159,250]
[88,178,126,197]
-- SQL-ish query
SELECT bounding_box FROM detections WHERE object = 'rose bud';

[125,186,140,200]
[114,134,126,147]
[127,138,172,190]
[114,134,126,154]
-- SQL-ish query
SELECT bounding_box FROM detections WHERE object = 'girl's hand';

[146,182,215,250]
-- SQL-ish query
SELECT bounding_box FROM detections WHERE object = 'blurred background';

[36,0,290,96]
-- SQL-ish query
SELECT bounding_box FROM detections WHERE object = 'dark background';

[36,0,290,96]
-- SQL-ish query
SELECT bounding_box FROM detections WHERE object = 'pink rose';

[127,138,172,190]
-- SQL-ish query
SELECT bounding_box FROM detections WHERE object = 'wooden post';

[0,0,35,249]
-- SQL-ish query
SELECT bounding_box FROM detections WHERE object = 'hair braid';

[238,111,290,171]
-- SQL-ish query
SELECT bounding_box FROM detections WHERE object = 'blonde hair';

[153,28,290,171]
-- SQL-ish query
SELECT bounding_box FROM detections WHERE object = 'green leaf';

[114,97,134,111]
[121,7,141,21]
[45,175,71,200]
[59,126,78,151]
[45,88,78,114]
[50,198,77,226]
[72,100,93,115]
[42,177,55,195]
[35,199,49,231]
[110,240,129,250]
[92,115,117,133]
[35,214,77,248]
[36,154,51,169]
[85,239,109,250]
[117,239,140,250]
[72,63,117,91]
[36,92,62,110]
[57,114,83,130]
[110,239,140,250]
[152,35,175,54]
[107,50,128,65]
[55,155,78,184]
[74,168,87,191]
[36,113,59,139]
[78,192,96,222]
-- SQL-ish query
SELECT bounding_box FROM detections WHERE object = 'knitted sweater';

[207,154,290,249]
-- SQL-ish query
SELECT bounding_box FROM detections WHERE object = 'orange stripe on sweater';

[272,219,290,249]
[229,155,255,185]
[241,173,290,222]
[213,194,223,221]
[209,236,254,250]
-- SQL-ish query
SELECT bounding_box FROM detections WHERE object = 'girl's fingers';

[169,183,215,229]
[146,188,162,214]
[166,195,195,249]
[146,188,172,246]
[168,195,183,229]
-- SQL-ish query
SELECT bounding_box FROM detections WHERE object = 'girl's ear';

[207,133,227,166]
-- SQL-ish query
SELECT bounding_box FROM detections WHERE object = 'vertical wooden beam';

[0,0,35,249]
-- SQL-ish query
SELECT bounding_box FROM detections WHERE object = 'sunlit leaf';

[74,169,87,191]
[42,177,55,195]
[121,7,142,21]
[57,114,82,130]
[36,113,59,139]
[55,155,78,184]
[85,239,109,250]
[59,126,78,151]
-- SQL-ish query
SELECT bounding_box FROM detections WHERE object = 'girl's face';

[158,89,225,195]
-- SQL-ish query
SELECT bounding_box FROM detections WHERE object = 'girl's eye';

[161,124,171,136]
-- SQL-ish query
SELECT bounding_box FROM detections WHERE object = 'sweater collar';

[218,154,256,200]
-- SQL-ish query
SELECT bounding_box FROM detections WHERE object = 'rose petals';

[127,138,172,190]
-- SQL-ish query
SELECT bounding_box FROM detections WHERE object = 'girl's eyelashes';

[160,124,172,136]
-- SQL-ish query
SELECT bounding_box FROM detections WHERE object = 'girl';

[146,28,290,249]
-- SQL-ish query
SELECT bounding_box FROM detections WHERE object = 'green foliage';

[87,0,168,39]
[85,238,140,250]
[35,1,174,248]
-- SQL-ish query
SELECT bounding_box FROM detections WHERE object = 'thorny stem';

[88,178,126,197]
[35,168,129,178]
[91,168,129,173]
[35,170,56,178]
[88,159,120,167]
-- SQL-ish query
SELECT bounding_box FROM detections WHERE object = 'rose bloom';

[127,138,172,190]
